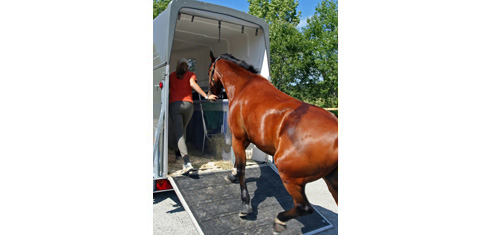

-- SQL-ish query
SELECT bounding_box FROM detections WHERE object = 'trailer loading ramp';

[169,165,333,235]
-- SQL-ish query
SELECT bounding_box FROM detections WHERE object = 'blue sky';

[198,0,322,28]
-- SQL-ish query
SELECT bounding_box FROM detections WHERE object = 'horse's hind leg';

[274,182,313,232]
[324,167,338,205]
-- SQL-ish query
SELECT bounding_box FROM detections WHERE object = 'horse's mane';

[218,54,259,74]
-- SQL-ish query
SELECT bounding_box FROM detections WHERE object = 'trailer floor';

[170,165,333,235]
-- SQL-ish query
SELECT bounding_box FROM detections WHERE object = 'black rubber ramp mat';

[171,165,333,235]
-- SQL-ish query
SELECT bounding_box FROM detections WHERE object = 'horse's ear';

[210,51,215,62]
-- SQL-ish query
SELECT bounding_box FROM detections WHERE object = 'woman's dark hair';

[176,62,188,79]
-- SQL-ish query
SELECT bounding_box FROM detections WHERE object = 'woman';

[170,58,218,174]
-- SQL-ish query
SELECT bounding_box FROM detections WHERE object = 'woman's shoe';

[182,162,195,174]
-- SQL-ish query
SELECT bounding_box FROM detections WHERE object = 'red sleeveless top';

[169,71,196,103]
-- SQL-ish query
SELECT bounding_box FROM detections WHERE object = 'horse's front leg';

[231,137,252,217]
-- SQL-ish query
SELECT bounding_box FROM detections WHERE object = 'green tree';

[153,0,171,19]
[301,0,338,108]
[249,0,338,110]
[248,0,304,94]
[248,0,301,24]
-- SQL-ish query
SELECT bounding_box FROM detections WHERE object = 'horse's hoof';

[239,211,248,217]
[239,209,252,217]
[273,217,287,233]
[239,204,252,217]
[273,222,287,233]
[224,174,238,183]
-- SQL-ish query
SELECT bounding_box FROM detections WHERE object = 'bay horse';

[207,51,338,233]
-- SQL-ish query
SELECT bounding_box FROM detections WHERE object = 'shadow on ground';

[153,191,186,214]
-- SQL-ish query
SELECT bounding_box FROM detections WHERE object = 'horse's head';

[208,51,223,96]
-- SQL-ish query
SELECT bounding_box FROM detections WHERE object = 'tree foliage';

[300,0,338,108]
[248,0,303,94]
[249,0,338,108]
[248,0,301,24]
[153,0,171,19]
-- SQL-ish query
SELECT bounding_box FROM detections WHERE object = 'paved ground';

[153,190,198,234]
[153,177,338,234]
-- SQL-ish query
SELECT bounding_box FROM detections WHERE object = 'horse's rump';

[272,103,338,180]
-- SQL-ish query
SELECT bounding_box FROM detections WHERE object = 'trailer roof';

[153,0,270,66]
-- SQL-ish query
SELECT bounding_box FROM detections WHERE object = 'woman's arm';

[190,78,218,101]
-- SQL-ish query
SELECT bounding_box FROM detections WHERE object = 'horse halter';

[209,57,222,88]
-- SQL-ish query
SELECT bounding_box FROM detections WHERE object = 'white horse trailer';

[153,0,271,192]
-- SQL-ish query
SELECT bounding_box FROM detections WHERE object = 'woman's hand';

[207,94,218,102]
[190,78,218,102]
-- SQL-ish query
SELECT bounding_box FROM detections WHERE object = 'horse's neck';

[219,61,252,101]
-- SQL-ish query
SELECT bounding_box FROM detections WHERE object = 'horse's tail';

[324,164,338,205]
[326,133,338,205]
